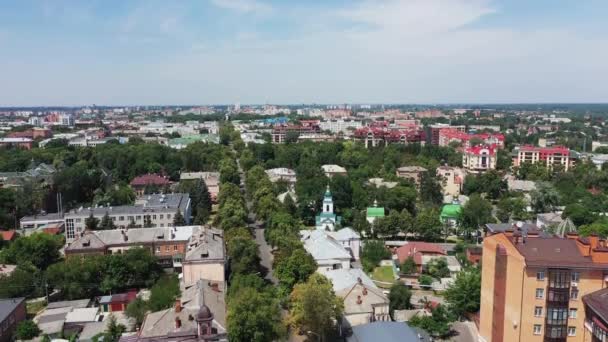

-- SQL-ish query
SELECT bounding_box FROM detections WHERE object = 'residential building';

[265,168,297,186]
[512,145,579,171]
[271,122,320,143]
[437,166,465,196]
[301,228,362,260]
[301,230,352,272]
[316,186,341,231]
[395,242,447,273]
[353,126,425,148]
[181,226,227,283]
[438,129,505,149]
[65,225,198,268]
[582,288,608,342]
[323,270,390,328]
[319,119,362,134]
[0,298,26,342]
[347,321,431,342]
[180,172,220,202]
[0,137,33,149]
[504,174,537,192]
[137,279,227,342]
[129,173,172,196]
[0,230,16,242]
[321,164,347,178]
[395,166,427,186]
[63,193,191,243]
[479,232,608,342]
[0,162,56,188]
[427,124,465,145]
[462,145,497,174]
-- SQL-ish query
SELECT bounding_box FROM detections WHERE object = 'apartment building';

[319,119,363,134]
[438,129,505,149]
[427,124,465,145]
[180,172,220,202]
[64,193,191,243]
[462,145,497,174]
[480,232,608,342]
[512,146,578,171]
[353,127,425,148]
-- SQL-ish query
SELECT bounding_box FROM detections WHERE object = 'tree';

[227,287,285,342]
[283,193,297,216]
[274,248,317,290]
[227,236,260,275]
[400,256,417,275]
[496,196,529,222]
[85,213,100,230]
[125,297,148,328]
[289,274,344,341]
[414,208,443,241]
[148,275,181,311]
[444,267,481,319]
[563,203,595,227]
[426,257,450,279]
[14,320,41,340]
[100,212,116,230]
[530,182,560,213]
[409,305,452,338]
[419,172,443,206]
[459,194,493,240]
[0,233,63,270]
[388,284,412,316]
[418,274,434,286]
[172,210,185,226]
[104,314,126,342]
[360,240,390,272]
[0,265,40,298]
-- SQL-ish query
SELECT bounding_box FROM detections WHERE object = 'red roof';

[0,230,16,241]
[465,144,498,156]
[518,145,570,155]
[396,242,446,264]
[130,174,171,187]
[440,129,504,142]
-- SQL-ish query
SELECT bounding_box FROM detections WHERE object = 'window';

[155,247,160,253]
[537,271,545,281]
[534,324,542,335]
[571,272,580,282]
[119,216,125,221]
[570,289,579,300]
[165,246,170,252]
[75,218,82,223]
[153,215,157,220]
[136,215,142,221]
[569,308,577,319]
[167,214,172,220]
[174,245,178,251]
[534,307,543,317]
[568,327,576,336]
[536,288,544,299]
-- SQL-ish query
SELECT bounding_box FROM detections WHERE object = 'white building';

[301,230,352,272]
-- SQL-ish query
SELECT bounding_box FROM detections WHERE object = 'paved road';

[254,227,278,285]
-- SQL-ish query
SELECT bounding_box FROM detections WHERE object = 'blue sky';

[0,0,607,106]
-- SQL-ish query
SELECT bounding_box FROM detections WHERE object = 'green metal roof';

[366,207,385,217]
[440,204,462,218]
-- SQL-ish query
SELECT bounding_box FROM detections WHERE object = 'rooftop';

[65,193,190,217]
[130,173,171,187]
[513,237,602,269]
[349,321,430,342]
[583,288,608,325]
[0,298,25,324]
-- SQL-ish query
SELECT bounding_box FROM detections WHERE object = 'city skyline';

[1,0,607,106]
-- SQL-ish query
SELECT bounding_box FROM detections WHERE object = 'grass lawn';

[26,300,46,317]
[372,266,396,285]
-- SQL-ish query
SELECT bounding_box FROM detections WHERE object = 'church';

[315,185,342,231]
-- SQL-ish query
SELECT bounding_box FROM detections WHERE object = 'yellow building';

[480,232,608,342]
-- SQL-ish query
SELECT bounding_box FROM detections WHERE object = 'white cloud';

[209,0,273,14]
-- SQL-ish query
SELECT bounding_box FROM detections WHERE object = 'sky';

[0,0,607,106]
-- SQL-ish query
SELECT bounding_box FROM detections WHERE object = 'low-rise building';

[395,166,427,186]
[0,298,27,342]
[265,168,297,186]
[395,242,447,273]
[64,193,191,243]
[0,137,33,149]
[462,145,497,174]
[180,172,220,202]
[301,228,362,261]
[347,321,431,342]
[181,227,226,283]
[321,164,347,178]
[437,166,465,196]
[20,212,65,230]
[301,230,352,272]
[130,173,172,196]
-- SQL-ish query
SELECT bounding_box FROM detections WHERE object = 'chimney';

[356,295,362,305]
[175,299,182,313]
[590,234,600,250]
[363,288,368,296]
[175,317,181,329]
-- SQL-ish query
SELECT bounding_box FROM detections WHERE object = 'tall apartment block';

[480,232,608,342]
